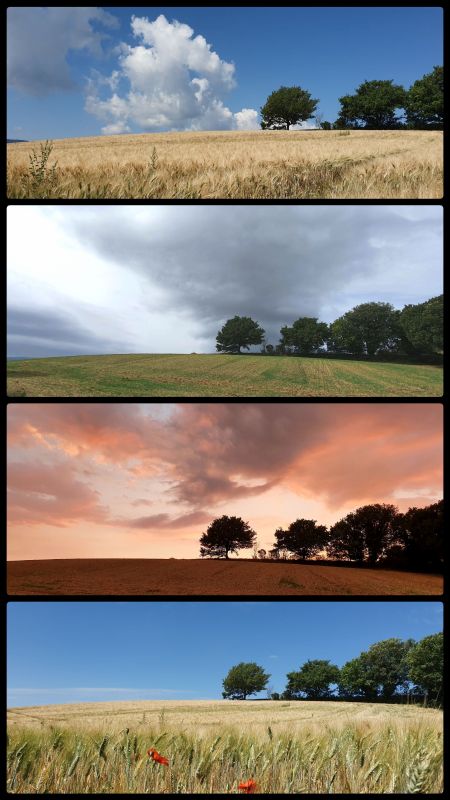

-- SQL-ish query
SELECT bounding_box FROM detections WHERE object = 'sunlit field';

[7,129,443,199]
[7,701,443,794]
[6,353,443,398]
[7,559,443,596]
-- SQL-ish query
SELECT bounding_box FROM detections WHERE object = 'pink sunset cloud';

[7,403,442,559]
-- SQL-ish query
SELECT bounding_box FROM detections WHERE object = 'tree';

[216,316,265,354]
[260,86,318,130]
[286,660,340,699]
[328,504,401,564]
[330,302,402,357]
[320,120,333,130]
[406,633,443,705]
[257,549,267,560]
[339,654,379,700]
[404,67,443,129]
[397,500,443,571]
[222,662,270,700]
[399,295,443,355]
[274,519,328,561]
[279,318,329,355]
[199,516,257,559]
[336,80,406,129]
[362,639,415,700]
[265,343,274,355]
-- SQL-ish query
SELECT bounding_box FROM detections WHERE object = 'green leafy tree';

[261,86,318,130]
[286,660,340,699]
[216,316,265,354]
[274,519,328,561]
[336,80,406,129]
[339,655,379,700]
[222,662,270,700]
[199,516,257,560]
[279,318,329,354]
[330,302,402,356]
[406,633,443,704]
[363,639,415,700]
[404,66,443,129]
[320,120,333,130]
[400,295,443,355]
[340,639,414,701]
[328,504,401,564]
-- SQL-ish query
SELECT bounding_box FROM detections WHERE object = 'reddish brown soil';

[7,559,442,596]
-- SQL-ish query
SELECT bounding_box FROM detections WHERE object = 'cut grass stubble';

[7,353,443,398]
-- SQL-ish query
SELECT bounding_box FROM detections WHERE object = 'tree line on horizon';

[199,500,443,573]
[215,295,443,358]
[222,632,443,707]
[260,67,443,130]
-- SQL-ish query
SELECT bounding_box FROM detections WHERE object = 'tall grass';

[7,721,443,794]
[7,130,442,199]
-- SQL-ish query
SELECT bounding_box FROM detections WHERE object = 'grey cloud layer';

[7,7,118,95]
[7,307,126,358]
[66,205,442,345]
[9,206,442,355]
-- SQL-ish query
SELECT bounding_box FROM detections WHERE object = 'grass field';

[6,353,443,397]
[7,559,443,596]
[7,700,443,793]
[7,129,443,199]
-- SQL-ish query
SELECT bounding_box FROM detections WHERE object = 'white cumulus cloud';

[85,14,259,133]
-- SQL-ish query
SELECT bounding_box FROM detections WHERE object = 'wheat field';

[7,129,443,199]
[7,700,443,793]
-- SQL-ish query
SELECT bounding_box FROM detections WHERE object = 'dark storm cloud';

[65,205,442,345]
[7,307,125,358]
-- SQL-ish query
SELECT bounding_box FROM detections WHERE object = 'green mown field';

[7,354,442,397]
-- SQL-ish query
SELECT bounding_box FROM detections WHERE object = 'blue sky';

[8,602,443,707]
[7,6,443,139]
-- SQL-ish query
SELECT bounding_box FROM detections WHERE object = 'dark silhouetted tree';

[216,316,265,354]
[406,632,443,705]
[397,500,443,571]
[399,295,443,355]
[286,660,340,699]
[328,504,401,564]
[274,519,328,561]
[330,302,402,356]
[200,516,257,560]
[261,86,318,130]
[404,66,443,129]
[336,80,406,129]
[222,662,270,699]
[279,318,329,354]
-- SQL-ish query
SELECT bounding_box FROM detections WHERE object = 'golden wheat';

[7,130,442,199]
[7,701,443,793]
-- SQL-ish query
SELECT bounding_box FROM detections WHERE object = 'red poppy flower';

[238,779,257,793]
[147,748,169,766]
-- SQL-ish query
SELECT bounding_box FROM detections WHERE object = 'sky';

[7,205,442,358]
[7,601,443,707]
[7,403,443,560]
[7,7,443,139]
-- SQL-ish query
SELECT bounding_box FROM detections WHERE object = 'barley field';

[7,129,443,199]
[7,701,443,793]
[6,353,443,398]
